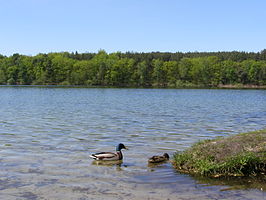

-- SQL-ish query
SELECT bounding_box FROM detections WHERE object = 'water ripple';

[0,87,265,199]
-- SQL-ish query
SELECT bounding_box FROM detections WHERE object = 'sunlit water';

[0,87,266,200]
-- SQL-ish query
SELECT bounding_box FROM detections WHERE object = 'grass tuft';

[173,129,266,177]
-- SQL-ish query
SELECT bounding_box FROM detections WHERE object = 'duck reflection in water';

[92,160,123,167]
[91,160,125,171]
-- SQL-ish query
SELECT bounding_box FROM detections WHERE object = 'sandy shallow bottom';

[0,178,265,200]
[0,179,265,200]
[0,154,265,200]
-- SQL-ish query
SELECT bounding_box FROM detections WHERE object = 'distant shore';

[1,84,266,90]
[217,84,266,89]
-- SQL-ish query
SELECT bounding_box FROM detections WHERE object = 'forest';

[0,49,266,87]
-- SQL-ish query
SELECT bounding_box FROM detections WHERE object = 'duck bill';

[124,146,129,150]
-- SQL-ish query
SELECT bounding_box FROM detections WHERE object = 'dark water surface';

[0,87,265,199]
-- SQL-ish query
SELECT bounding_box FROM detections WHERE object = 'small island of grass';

[173,129,266,177]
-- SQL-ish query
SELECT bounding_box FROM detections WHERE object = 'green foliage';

[0,50,266,86]
[136,61,151,87]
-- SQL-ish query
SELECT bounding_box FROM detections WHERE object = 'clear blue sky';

[1,0,266,56]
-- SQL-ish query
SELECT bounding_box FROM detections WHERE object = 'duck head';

[116,143,128,151]
[163,153,170,160]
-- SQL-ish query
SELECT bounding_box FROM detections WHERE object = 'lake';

[0,87,265,200]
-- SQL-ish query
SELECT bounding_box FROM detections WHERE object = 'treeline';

[0,50,266,87]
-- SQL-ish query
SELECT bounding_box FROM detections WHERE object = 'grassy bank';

[173,129,266,177]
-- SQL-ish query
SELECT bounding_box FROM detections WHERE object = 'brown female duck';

[148,153,170,163]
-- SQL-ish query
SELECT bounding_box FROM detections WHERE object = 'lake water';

[0,87,265,200]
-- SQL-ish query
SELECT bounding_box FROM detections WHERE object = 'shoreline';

[217,84,266,89]
[1,84,266,90]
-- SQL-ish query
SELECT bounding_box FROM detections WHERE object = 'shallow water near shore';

[0,87,266,199]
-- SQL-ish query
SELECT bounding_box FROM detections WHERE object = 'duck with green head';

[90,143,128,161]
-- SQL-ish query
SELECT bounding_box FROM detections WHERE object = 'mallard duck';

[90,143,128,161]
[148,153,169,163]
